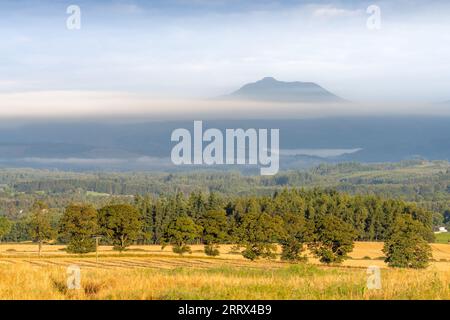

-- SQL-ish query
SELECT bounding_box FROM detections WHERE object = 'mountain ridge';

[222,77,346,103]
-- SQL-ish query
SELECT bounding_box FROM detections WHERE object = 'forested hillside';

[1,160,450,226]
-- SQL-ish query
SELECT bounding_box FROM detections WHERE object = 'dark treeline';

[0,188,434,268]
[133,188,434,244]
[2,188,434,244]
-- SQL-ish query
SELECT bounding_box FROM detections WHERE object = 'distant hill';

[222,77,346,103]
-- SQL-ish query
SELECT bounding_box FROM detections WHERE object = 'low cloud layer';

[0,91,448,120]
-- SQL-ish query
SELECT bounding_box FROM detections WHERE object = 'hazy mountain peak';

[260,76,277,82]
[224,77,345,103]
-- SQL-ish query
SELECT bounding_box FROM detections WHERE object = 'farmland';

[435,232,450,244]
[0,163,449,300]
[0,242,449,300]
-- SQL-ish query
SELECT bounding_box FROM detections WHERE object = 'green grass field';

[435,233,450,244]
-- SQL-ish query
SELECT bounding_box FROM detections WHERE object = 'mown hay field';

[0,242,449,300]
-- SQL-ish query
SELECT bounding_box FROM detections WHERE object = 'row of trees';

[0,189,434,268]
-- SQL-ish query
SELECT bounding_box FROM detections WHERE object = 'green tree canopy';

[98,204,142,251]
[134,195,155,244]
[60,204,99,254]
[163,214,202,255]
[199,209,229,256]
[0,216,12,242]
[238,201,285,261]
[383,214,432,269]
[28,201,55,256]
[279,212,313,262]
[310,215,357,264]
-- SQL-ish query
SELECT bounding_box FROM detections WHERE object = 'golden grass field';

[0,242,449,300]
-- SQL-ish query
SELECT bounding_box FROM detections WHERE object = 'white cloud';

[311,5,363,18]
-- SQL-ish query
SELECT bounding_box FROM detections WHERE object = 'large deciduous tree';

[199,209,229,256]
[238,200,284,261]
[28,201,55,257]
[163,214,202,255]
[383,214,432,269]
[98,204,142,252]
[279,212,313,262]
[60,204,99,254]
[309,215,357,264]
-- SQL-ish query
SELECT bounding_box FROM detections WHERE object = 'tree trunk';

[120,236,125,253]
[38,240,42,257]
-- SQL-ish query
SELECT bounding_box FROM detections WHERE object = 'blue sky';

[1,0,450,116]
